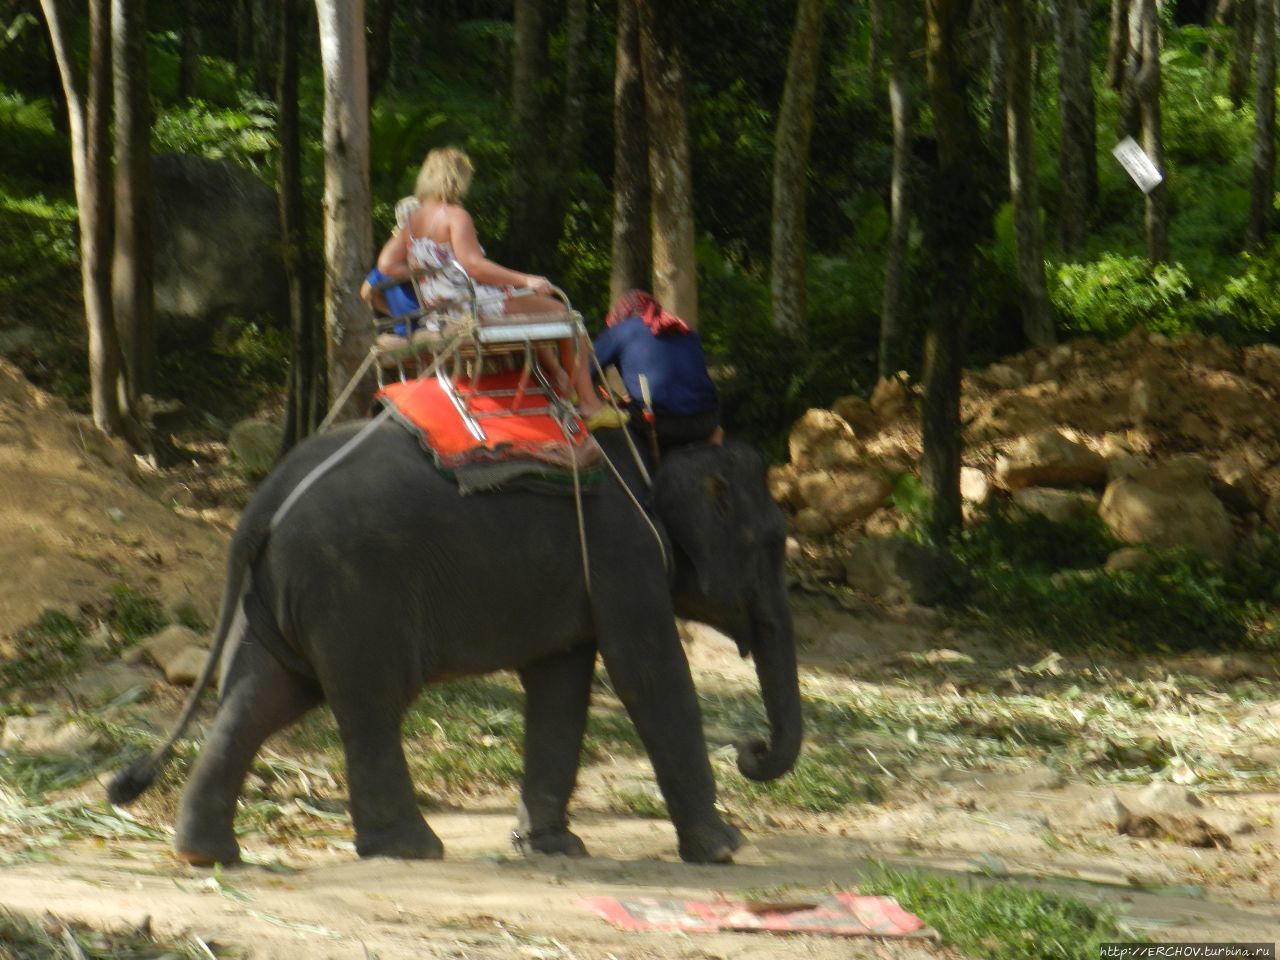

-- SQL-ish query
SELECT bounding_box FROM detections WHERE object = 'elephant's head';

[651,441,801,782]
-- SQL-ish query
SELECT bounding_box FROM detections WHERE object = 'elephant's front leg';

[517,643,596,856]
[329,693,444,860]
[599,625,744,864]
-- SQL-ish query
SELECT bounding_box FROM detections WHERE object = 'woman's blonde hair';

[415,147,474,203]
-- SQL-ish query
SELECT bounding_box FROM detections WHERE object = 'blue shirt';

[592,315,719,416]
[366,267,419,319]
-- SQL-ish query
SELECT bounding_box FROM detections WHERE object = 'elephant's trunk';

[735,604,802,782]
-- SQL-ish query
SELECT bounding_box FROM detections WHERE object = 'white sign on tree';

[1112,136,1163,194]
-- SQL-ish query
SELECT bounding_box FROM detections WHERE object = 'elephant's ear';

[702,472,731,520]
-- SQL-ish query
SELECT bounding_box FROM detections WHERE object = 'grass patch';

[0,908,237,960]
[865,865,1120,960]
[720,745,882,813]
[0,611,86,696]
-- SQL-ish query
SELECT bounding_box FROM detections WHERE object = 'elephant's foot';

[173,826,241,867]
[677,819,745,864]
[516,826,589,858]
[355,822,444,860]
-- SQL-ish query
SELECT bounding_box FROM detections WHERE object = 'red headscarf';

[605,289,691,336]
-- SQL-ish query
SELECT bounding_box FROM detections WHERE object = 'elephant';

[108,417,801,865]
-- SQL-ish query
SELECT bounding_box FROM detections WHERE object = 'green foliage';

[956,507,1256,652]
[151,94,278,173]
[1051,255,1194,339]
[0,93,68,184]
[723,745,881,812]
[102,585,169,647]
[866,865,1119,960]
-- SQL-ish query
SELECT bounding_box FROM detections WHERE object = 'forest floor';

[0,358,1278,959]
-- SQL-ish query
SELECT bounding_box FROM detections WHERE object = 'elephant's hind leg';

[517,643,596,857]
[329,694,443,860]
[175,638,322,866]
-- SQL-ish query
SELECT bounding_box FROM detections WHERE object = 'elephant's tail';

[107,544,257,806]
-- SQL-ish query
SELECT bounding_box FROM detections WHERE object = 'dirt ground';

[1,358,1279,958]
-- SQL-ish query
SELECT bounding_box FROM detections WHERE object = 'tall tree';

[636,0,698,327]
[251,0,279,98]
[367,0,395,106]
[558,0,589,189]
[177,0,198,100]
[1005,0,1055,346]
[1052,0,1098,251]
[111,0,154,402]
[985,0,1008,165]
[770,0,827,341]
[1248,0,1276,247]
[1119,0,1168,262]
[279,0,321,452]
[509,0,555,273]
[40,0,126,435]
[920,0,992,542]
[610,0,652,301]
[879,0,916,379]
[315,0,374,419]
[1105,0,1128,87]
[1230,0,1256,105]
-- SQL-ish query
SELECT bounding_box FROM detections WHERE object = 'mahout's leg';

[516,643,596,856]
[174,635,322,865]
[328,689,443,859]
[598,620,744,864]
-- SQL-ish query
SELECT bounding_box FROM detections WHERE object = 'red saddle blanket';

[377,371,600,472]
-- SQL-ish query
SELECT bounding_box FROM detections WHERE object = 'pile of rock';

[772,330,1280,599]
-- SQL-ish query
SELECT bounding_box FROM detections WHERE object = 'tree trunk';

[610,0,652,302]
[1230,0,1256,105]
[558,0,589,185]
[177,0,198,101]
[509,0,554,272]
[636,0,697,327]
[869,0,886,99]
[367,0,395,107]
[112,0,153,404]
[1005,0,1055,346]
[1105,0,1129,88]
[880,0,916,380]
[770,0,827,341]
[986,0,1008,165]
[252,0,279,98]
[1052,0,1097,251]
[1249,0,1277,247]
[314,0,374,420]
[920,0,990,543]
[279,0,321,453]
[1122,0,1168,262]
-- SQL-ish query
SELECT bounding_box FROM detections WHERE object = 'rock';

[994,429,1108,491]
[228,419,284,476]
[1098,433,1133,458]
[1084,792,1130,825]
[0,716,103,754]
[1010,487,1098,524]
[796,468,894,527]
[1031,360,1054,383]
[163,646,210,686]
[1118,811,1232,848]
[984,363,1026,389]
[1177,411,1217,446]
[1212,457,1264,514]
[842,537,965,607]
[1199,810,1254,836]
[960,467,990,505]
[1107,453,1144,482]
[1099,455,1236,564]
[863,507,908,538]
[870,377,911,420]
[792,508,834,538]
[830,395,879,435]
[1135,782,1203,812]
[1105,547,1152,572]
[787,409,862,470]
[1243,342,1280,392]
[134,624,208,675]
[152,153,286,340]
[768,464,801,508]
[68,662,153,706]
[1267,491,1280,531]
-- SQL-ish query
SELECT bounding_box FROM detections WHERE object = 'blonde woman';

[378,147,620,426]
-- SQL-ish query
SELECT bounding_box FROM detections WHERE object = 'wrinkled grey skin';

[108,422,800,865]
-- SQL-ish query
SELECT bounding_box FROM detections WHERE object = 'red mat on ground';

[378,371,597,470]
[576,892,928,938]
